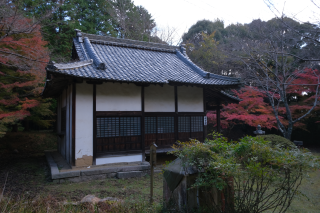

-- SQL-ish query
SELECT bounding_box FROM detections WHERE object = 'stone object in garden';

[163,158,234,212]
[254,125,265,135]
[81,195,101,204]
[293,140,303,146]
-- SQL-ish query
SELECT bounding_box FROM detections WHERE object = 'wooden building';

[42,30,241,167]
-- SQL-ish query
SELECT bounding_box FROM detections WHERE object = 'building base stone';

[46,151,150,183]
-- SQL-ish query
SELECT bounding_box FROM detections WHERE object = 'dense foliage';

[170,133,320,213]
[186,18,320,139]
[21,0,157,61]
[0,7,51,137]
[256,134,296,150]
[207,68,320,135]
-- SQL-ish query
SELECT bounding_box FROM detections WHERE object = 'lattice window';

[191,116,203,132]
[145,117,156,134]
[97,117,141,138]
[61,107,66,132]
[178,116,190,132]
[145,117,174,134]
[120,117,141,136]
[97,117,119,137]
[178,116,203,133]
[158,117,174,133]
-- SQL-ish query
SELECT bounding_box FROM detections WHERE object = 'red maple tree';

[0,14,50,136]
[208,68,320,132]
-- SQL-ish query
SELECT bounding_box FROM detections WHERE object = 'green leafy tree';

[182,19,226,43]
[109,0,156,41]
[186,32,227,75]
[22,0,117,61]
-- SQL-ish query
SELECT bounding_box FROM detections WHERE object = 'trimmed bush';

[256,134,296,149]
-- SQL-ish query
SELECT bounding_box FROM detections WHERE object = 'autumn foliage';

[0,17,49,136]
[207,68,320,131]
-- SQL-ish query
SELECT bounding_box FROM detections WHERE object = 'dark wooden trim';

[144,112,175,116]
[141,86,145,161]
[86,80,103,84]
[177,112,206,116]
[68,86,71,164]
[65,88,67,160]
[144,112,205,116]
[203,88,207,140]
[96,111,142,117]
[174,86,178,141]
[93,84,97,165]
[72,82,76,166]
[217,101,221,133]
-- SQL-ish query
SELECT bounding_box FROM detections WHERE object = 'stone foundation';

[45,151,150,183]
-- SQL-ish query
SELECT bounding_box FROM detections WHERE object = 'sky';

[133,0,319,44]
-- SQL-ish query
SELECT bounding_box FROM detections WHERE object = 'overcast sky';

[133,0,319,44]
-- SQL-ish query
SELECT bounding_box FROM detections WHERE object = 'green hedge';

[256,134,296,149]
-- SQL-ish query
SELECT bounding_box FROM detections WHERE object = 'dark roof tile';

[47,32,241,86]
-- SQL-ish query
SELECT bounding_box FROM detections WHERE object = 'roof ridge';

[84,37,105,70]
[88,39,176,53]
[81,33,178,51]
[47,60,93,70]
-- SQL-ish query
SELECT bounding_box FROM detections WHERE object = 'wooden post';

[216,104,221,133]
[141,86,145,161]
[150,142,157,204]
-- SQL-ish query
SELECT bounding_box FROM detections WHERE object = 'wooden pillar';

[141,86,145,161]
[92,84,97,165]
[174,86,178,141]
[72,82,76,166]
[203,88,207,140]
[216,103,221,133]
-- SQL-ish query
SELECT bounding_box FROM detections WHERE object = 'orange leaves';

[21,99,39,110]
[0,16,49,133]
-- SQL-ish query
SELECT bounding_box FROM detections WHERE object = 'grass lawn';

[0,131,319,212]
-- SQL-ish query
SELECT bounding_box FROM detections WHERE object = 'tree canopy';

[0,7,50,136]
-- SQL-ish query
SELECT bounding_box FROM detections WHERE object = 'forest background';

[0,0,319,144]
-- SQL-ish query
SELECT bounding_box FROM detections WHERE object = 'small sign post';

[150,142,157,204]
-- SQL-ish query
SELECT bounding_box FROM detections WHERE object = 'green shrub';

[170,132,320,213]
[256,134,296,149]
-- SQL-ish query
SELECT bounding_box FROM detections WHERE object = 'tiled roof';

[46,30,241,86]
[220,91,243,102]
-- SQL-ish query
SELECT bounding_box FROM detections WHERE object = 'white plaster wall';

[178,86,203,112]
[145,84,175,112]
[96,83,141,111]
[75,83,93,159]
[96,154,142,165]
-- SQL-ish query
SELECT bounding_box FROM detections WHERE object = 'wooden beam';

[93,84,97,165]
[96,111,142,117]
